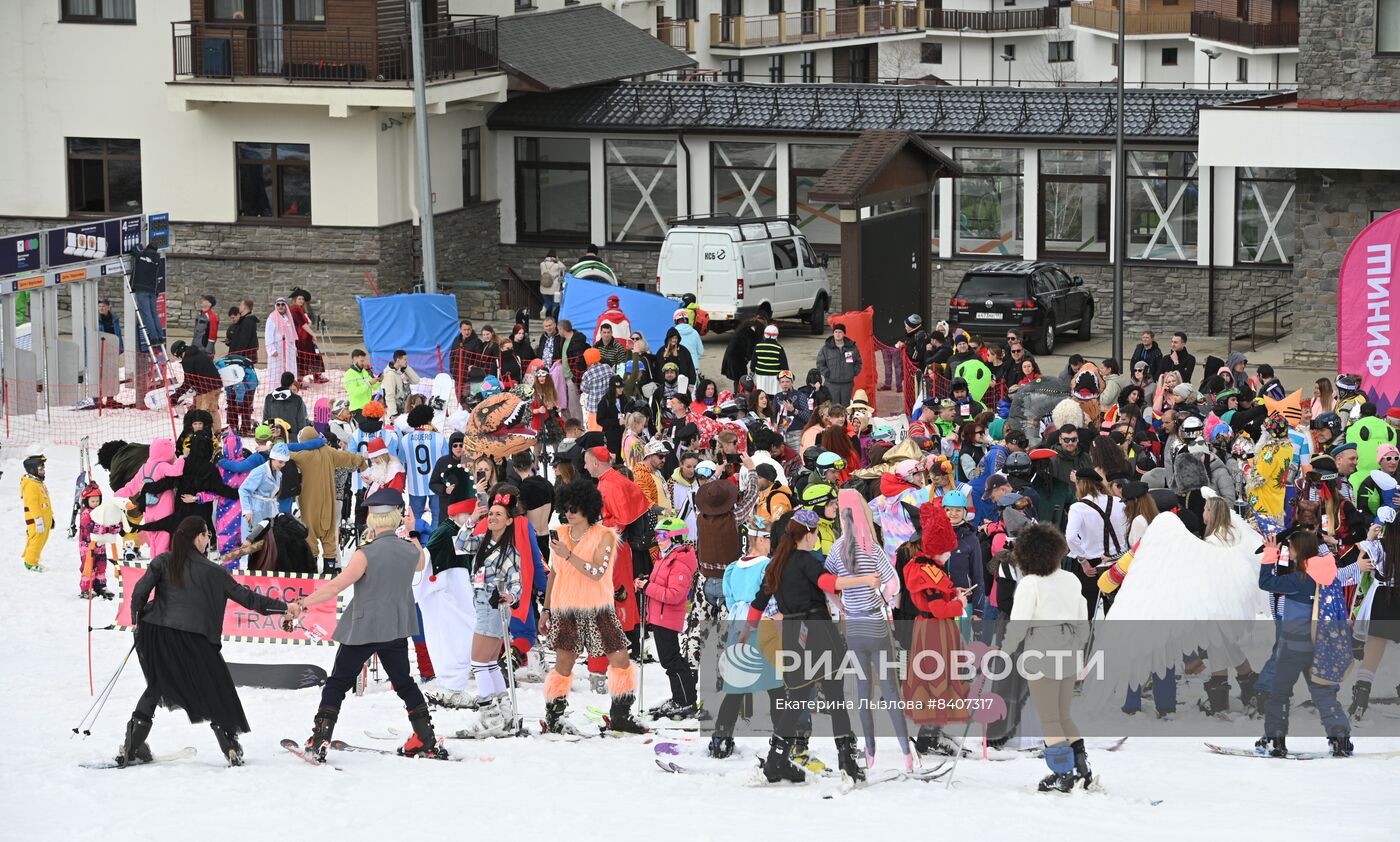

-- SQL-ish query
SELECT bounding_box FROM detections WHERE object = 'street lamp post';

[1201,47,1221,90]
[958,25,969,84]
[1111,0,1125,361]
[1001,52,1014,85]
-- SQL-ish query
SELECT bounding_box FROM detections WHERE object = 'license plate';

[975,312,1001,320]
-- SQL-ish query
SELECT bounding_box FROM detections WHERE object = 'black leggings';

[714,688,784,734]
[320,638,425,713]
[775,679,852,740]
[652,627,697,706]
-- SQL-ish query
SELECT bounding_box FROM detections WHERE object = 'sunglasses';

[1383,456,1400,463]
[1061,438,1079,445]
[631,335,642,342]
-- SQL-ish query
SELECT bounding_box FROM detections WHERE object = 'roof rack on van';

[666,214,803,241]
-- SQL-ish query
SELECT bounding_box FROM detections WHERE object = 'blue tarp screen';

[357,293,459,376]
[559,276,680,348]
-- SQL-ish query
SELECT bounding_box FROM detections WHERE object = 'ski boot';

[1037,743,1078,793]
[761,735,806,784]
[79,589,95,600]
[791,730,827,772]
[401,704,448,758]
[1349,679,1372,721]
[647,698,681,719]
[117,713,154,768]
[211,723,244,767]
[1236,670,1260,713]
[707,731,735,759]
[835,734,866,784]
[665,704,699,721]
[1198,675,1231,716]
[1070,739,1093,788]
[466,695,510,737]
[305,706,338,762]
[1254,735,1287,758]
[914,725,959,757]
[606,693,648,734]
[1328,729,1354,758]
[92,580,113,600]
[589,673,609,695]
[543,697,571,734]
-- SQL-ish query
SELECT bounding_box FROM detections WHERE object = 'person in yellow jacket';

[21,454,54,571]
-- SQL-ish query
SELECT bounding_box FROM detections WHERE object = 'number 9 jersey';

[403,428,449,498]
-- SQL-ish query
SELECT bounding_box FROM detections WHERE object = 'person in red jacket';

[583,446,652,690]
[637,516,698,720]
[902,500,974,758]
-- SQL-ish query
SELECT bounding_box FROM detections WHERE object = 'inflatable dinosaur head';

[1347,415,1398,481]
[462,391,536,459]
[1070,361,1104,425]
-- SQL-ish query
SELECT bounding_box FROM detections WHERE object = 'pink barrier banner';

[115,562,340,646]
[1338,209,1400,410]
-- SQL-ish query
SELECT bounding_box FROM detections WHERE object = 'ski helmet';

[1003,451,1032,477]
[1310,412,1342,439]
[22,454,46,477]
[800,483,836,509]
[1179,415,1205,441]
[656,517,689,543]
[81,482,103,501]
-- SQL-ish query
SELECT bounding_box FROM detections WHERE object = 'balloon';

[1347,416,1399,493]
[954,359,993,403]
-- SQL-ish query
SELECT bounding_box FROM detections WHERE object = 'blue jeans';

[702,576,725,608]
[979,602,999,645]
[1264,643,1347,738]
[545,295,561,320]
[1257,614,1283,696]
[133,290,163,351]
[1123,668,1177,714]
[408,494,438,535]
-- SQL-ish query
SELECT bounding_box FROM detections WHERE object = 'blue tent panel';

[559,275,680,349]
[356,293,459,377]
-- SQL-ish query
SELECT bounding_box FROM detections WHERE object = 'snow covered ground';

[4,443,1400,842]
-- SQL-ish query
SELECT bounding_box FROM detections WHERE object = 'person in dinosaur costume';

[461,391,538,460]
[1068,360,1105,428]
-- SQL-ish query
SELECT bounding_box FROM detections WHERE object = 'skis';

[81,746,196,770]
[364,725,525,742]
[226,662,328,690]
[329,739,458,761]
[824,763,953,797]
[1204,742,1400,761]
[281,738,341,769]
[68,437,90,539]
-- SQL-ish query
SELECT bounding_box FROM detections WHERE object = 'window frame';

[1048,40,1073,63]
[712,141,779,219]
[66,137,142,216]
[207,0,326,25]
[1235,167,1296,266]
[1125,150,1199,263]
[769,54,784,83]
[60,0,136,24]
[954,147,1024,258]
[234,141,312,225]
[677,0,699,22]
[1236,56,1249,81]
[515,136,591,244]
[800,51,817,82]
[1038,149,1111,262]
[604,139,678,244]
[1161,47,1178,66]
[1379,0,1400,55]
[922,42,944,64]
[789,143,848,246]
[462,127,481,205]
[723,58,742,82]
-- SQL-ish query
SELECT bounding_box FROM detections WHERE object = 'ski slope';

[3,443,1399,842]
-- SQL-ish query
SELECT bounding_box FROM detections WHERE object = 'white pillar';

[498,134,517,244]
[1215,166,1237,267]
[1022,147,1039,261]
[776,142,792,216]
[590,136,606,246]
[1197,164,1213,267]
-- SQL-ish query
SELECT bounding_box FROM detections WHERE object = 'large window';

[723,59,742,82]
[790,143,849,246]
[515,137,590,242]
[209,1,325,23]
[677,0,698,21]
[606,139,677,243]
[800,51,817,82]
[712,142,777,218]
[1381,0,1400,53]
[462,128,481,204]
[769,55,784,83]
[922,42,944,64]
[61,0,135,22]
[1048,41,1074,63]
[237,143,310,221]
[1039,150,1110,259]
[956,147,1023,257]
[1237,167,1295,264]
[67,138,141,214]
[1127,150,1198,262]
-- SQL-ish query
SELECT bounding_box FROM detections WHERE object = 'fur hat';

[1051,398,1087,431]
[362,400,386,419]
[406,404,435,429]
[919,501,958,558]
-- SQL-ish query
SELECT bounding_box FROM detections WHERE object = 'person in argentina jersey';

[402,404,450,533]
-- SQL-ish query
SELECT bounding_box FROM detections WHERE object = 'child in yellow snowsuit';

[21,454,53,571]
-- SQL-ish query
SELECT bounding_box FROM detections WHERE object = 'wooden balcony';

[924,6,1060,32]
[1070,4,1190,36]
[657,18,695,53]
[1190,11,1297,48]
[171,16,498,85]
[709,3,924,50]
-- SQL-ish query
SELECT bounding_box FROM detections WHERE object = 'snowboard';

[1204,742,1400,761]
[227,662,328,690]
[81,746,196,770]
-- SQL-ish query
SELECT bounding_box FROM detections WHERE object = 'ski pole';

[499,601,520,734]
[637,591,646,715]
[72,641,136,738]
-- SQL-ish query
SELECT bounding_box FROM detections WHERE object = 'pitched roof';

[488,81,1283,140]
[495,7,696,92]
[807,130,959,205]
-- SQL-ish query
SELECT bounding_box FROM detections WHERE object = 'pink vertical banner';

[1338,209,1400,411]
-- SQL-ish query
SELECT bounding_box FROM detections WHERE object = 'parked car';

[657,215,831,334]
[947,261,1094,356]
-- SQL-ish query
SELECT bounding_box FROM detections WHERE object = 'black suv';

[948,261,1094,356]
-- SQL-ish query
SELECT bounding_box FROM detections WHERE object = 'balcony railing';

[710,2,924,49]
[924,6,1060,32]
[171,16,498,84]
[657,18,695,52]
[1190,11,1298,48]
[1070,4,1190,36]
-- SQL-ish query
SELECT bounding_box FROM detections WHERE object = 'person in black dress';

[745,509,879,784]
[121,516,289,767]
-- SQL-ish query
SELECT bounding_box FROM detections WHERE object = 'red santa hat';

[919,500,958,558]
[365,438,390,458]
[447,499,477,518]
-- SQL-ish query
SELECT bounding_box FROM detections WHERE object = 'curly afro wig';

[554,478,604,524]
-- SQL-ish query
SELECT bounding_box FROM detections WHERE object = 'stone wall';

[927,258,1293,345]
[1299,0,1400,103]
[1288,169,1400,367]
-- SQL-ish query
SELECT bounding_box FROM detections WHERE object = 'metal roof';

[488,81,1283,141]
[808,129,959,205]
[495,7,696,92]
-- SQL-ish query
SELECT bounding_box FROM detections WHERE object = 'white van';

[657,215,831,334]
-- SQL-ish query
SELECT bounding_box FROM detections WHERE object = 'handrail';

[1228,291,1294,353]
[503,266,544,316]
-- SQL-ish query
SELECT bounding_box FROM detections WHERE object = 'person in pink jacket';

[115,438,185,559]
[636,517,699,720]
